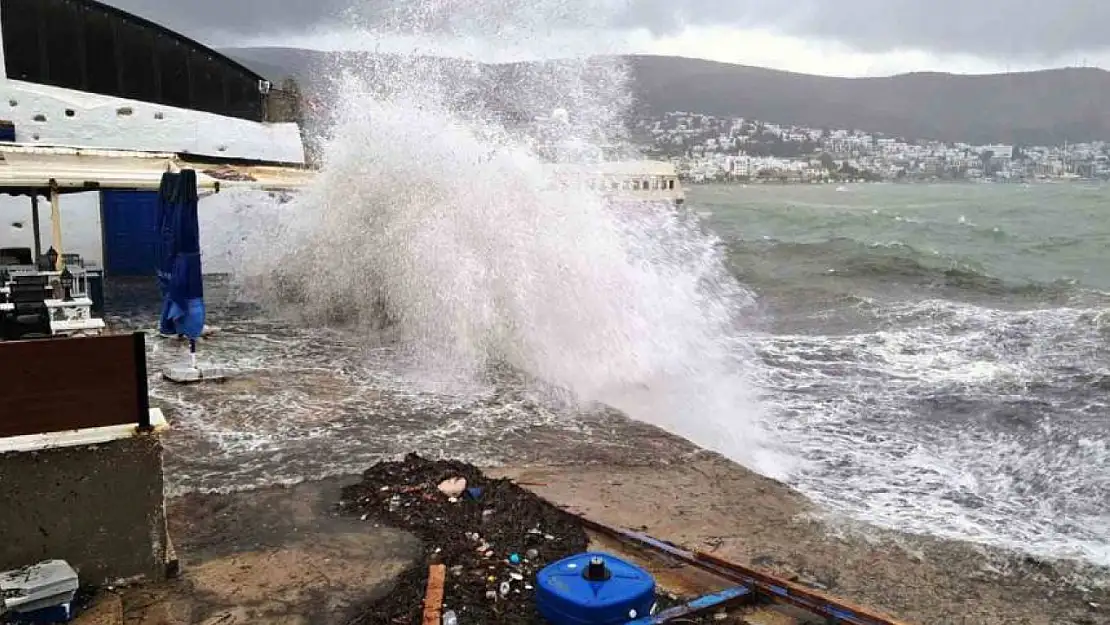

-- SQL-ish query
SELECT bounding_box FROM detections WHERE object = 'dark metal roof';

[75,0,267,84]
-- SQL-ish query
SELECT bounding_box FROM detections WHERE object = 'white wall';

[195,188,287,276]
[0,192,102,266]
[0,188,282,275]
[0,80,305,164]
[197,192,241,276]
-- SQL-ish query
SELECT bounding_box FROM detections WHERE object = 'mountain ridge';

[222,47,1110,145]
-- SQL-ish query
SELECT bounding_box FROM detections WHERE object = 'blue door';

[100,190,160,276]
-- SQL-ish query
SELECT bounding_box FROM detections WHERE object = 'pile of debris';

[338,454,591,624]
[336,455,737,624]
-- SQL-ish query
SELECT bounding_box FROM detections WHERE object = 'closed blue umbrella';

[157,170,205,362]
[157,173,179,336]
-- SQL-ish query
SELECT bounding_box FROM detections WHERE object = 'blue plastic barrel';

[536,552,656,624]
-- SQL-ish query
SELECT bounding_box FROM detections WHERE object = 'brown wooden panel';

[0,333,145,438]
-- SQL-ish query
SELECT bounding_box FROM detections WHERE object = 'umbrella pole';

[30,195,42,261]
[49,182,63,271]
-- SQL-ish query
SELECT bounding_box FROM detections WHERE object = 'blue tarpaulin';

[157,169,205,341]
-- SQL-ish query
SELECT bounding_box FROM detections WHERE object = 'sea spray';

[231,3,790,475]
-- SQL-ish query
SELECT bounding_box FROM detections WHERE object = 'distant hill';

[223,47,1110,145]
[625,56,1110,146]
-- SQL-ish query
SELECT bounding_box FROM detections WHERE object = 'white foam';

[753,299,1110,567]
[219,13,788,477]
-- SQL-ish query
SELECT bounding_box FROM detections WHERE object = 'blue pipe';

[626,586,752,624]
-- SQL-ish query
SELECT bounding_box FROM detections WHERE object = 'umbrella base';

[157,325,220,339]
[162,365,231,384]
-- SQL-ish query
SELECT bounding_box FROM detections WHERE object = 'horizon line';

[218,47,1109,80]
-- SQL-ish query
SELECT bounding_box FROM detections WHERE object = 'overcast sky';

[100,0,1110,76]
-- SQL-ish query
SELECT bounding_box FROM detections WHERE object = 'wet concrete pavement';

[103,277,705,496]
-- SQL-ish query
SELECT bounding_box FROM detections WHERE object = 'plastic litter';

[438,478,467,498]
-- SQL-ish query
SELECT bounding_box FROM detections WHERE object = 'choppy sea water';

[122,182,1109,573]
[704,182,1110,567]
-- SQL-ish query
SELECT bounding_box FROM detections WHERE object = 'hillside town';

[631,111,1109,183]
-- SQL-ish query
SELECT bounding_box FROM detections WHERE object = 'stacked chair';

[2,274,52,340]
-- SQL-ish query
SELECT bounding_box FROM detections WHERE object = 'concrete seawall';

[0,434,170,586]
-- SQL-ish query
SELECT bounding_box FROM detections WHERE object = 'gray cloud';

[98,0,352,40]
[100,0,603,43]
[100,0,1110,60]
[634,0,1110,60]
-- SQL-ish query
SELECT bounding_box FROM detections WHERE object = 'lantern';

[60,265,74,301]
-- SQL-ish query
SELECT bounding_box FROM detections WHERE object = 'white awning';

[0,144,316,192]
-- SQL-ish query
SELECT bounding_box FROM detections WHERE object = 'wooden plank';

[698,550,910,625]
[422,564,446,625]
[572,515,914,625]
[0,333,146,438]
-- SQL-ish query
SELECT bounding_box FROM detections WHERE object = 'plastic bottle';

[442,609,457,625]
